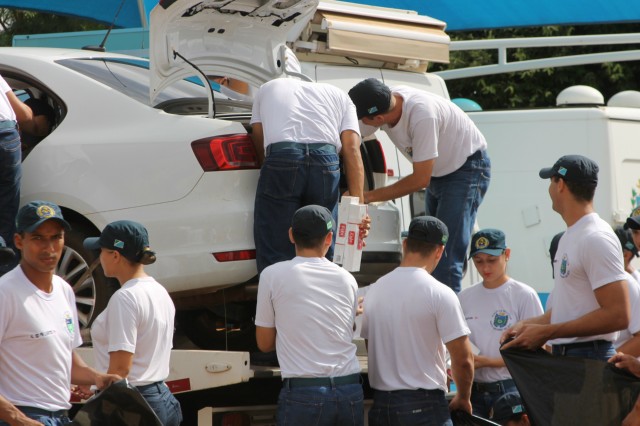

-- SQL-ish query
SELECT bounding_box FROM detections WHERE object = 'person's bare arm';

[340,129,364,203]
[251,123,265,166]
[500,310,551,345]
[0,394,43,426]
[446,335,474,414]
[107,351,134,379]
[473,355,506,369]
[256,326,276,352]
[364,159,434,203]
[70,351,120,389]
[5,91,32,124]
[616,333,640,357]
[503,280,629,350]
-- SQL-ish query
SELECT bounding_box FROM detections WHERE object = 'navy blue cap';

[492,392,526,424]
[624,206,640,230]
[16,200,71,233]
[614,225,638,257]
[348,78,392,119]
[291,205,335,239]
[84,220,155,264]
[407,216,448,245]
[470,229,507,258]
[539,155,599,184]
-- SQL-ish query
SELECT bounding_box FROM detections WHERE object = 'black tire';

[58,223,119,344]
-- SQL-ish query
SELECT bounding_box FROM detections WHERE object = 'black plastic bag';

[72,379,162,426]
[501,347,640,426]
[451,410,500,425]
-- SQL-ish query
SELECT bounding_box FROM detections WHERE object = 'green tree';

[0,9,105,46]
[430,24,640,110]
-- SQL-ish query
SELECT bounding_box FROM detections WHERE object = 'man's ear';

[288,228,295,245]
[324,231,333,247]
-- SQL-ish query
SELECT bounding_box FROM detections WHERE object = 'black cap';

[469,229,507,258]
[539,155,599,184]
[0,236,15,265]
[624,206,640,230]
[84,220,156,264]
[348,78,392,119]
[16,200,71,233]
[492,392,526,424]
[291,205,335,239]
[407,216,448,245]
[614,225,638,257]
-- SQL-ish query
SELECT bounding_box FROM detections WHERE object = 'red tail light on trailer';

[192,134,259,171]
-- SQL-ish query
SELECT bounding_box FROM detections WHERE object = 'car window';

[56,57,212,107]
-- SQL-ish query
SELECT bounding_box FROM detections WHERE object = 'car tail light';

[192,134,258,171]
[213,250,256,262]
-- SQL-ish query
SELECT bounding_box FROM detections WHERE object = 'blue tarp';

[0,0,640,31]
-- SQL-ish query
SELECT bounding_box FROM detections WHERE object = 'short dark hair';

[405,238,440,257]
[553,176,596,202]
[292,232,327,250]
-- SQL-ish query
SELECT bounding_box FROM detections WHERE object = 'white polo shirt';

[0,75,16,121]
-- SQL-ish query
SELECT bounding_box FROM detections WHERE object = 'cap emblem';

[512,405,524,414]
[367,106,378,114]
[475,236,490,249]
[632,206,640,217]
[36,205,56,219]
[558,166,567,176]
[326,220,332,231]
[113,239,125,249]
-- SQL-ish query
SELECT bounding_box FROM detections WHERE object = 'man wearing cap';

[491,392,530,426]
[348,78,490,294]
[502,155,629,361]
[255,205,363,425]
[0,201,120,426]
[459,229,543,418]
[614,223,640,356]
[252,78,365,274]
[361,216,474,425]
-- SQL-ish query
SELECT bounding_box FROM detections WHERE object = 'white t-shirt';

[255,257,360,378]
[0,75,16,121]
[361,267,470,392]
[251,79,360,152]
[0,266,82,411]
[614,272,640,348]
[459,278,543,382]
[91,276,175,386]
[363,86,487,177]
[550,213,628,345]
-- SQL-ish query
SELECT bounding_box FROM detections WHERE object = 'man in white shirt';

[251,78,364,273]
[361,216,474,426]
[348,78,490,293]
[0,201,119,426]
[255,205,363,426]
[502,155,630,361]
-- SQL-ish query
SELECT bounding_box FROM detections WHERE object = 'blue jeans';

[254,143,340,273]
[0,406,71,426]
[277,382,364,426]
[0,126,21,276]
[137,382,183,426]
[427,150,491,293]
[551,340,616,361]
[470,379,517,419]
[369,389,452,426]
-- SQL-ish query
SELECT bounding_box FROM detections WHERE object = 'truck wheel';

[58,224,119,344]
[176,305,259,352]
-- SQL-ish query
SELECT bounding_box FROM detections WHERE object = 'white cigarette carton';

[343,203,368,272]
[333,196,359,265]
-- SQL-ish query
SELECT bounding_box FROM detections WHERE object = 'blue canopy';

[0,0,639,30]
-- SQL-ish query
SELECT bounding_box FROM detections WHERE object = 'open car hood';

[149,0,318,103]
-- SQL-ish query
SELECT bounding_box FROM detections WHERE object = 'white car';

[0,0,406,349]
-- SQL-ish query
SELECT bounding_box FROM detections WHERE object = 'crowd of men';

[3,65,640,426]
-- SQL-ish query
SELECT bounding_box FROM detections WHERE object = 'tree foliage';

[0,9,105,46]
[430,24,640,110]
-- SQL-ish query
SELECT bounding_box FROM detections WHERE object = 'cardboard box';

[333,196,359,265]
[343,203,368,272]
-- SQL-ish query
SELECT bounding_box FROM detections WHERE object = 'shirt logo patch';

[491,310,510,330]
[560,254,570,278]
[64,311,74,336]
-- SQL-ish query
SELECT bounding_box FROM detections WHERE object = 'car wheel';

[57,224,119,343]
